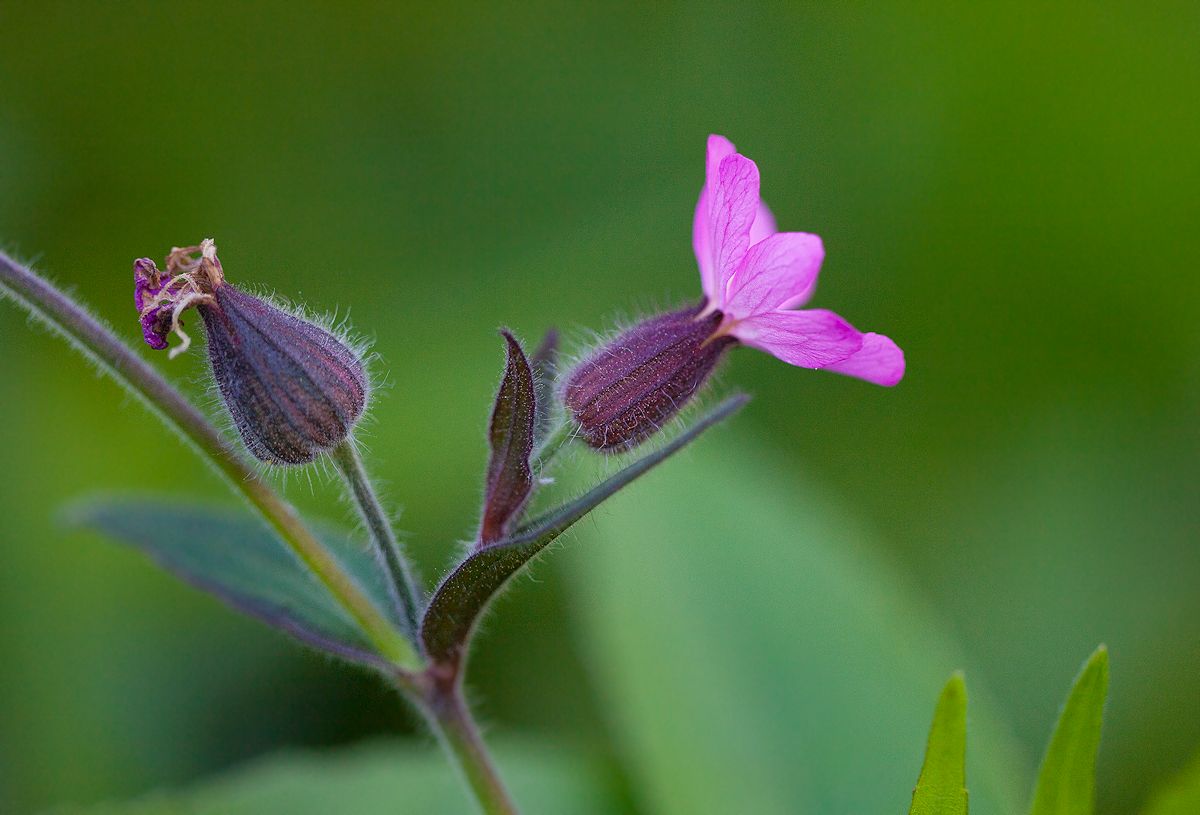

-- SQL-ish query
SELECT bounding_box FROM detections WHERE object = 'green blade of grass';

[910,672,969,815]
[1029,646,1109,815]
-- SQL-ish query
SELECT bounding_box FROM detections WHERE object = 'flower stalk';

[0,250,419,669]
[532,418,575,468]
[329,439,423,635]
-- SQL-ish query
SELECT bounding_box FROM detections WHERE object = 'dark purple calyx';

[201,285,368,465]
[132,239,367,465]
[562,303,737,451]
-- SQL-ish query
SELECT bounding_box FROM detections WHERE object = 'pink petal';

[825,332,905,386]
[693,191,716,300]
[731,309,863,369]
[723,231,824,318]
[706,134,737,185]
[707,154,760,309]
[750,200,777,245]
[693,135,737,301]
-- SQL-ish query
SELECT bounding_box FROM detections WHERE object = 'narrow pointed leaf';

[68,498,408,670]
[531,327,559,446]
[1142,751,1200,815]
[1030,646,1109,815]
[422,393,749,666]
[479,331,537,545]
[910,672,969,815]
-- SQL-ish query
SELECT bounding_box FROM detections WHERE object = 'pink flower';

[562,134,906,450]
[693,135,904,386]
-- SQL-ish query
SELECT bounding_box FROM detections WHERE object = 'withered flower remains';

[133,240,367,465]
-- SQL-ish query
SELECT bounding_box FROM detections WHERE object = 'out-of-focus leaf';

[1029,647,1109,815]
[568,434,1027,815]
[911,672,969,815]
[1141,752,1200,815]
[479,331,537,544]
[68,499,405,670]
[421,393,748,667]
[530,327,559,447]
[43,739,616,815]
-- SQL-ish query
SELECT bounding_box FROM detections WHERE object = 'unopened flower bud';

[563,303,736,450]
[133,239,367,465]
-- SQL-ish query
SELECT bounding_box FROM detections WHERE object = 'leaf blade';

[479,331,537,545]
[567,432,1028,815]
[49,740,617,815]
[910,672,969,815]
[1029,646,1109,815]
[421,393,749,666]
[68,498,405,670]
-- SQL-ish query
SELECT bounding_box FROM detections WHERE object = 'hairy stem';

[330,440,423,635]
[403,672,520,815]
[0,250,419,669]
[532,419,576,471]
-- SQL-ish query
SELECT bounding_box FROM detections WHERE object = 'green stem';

[0,251,419,669]
[330,440,423,635]
[532,420,576,471]
[406,673,519,815]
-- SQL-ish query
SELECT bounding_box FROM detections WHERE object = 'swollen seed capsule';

[133,239,367,465]
[201,284,368,465]
[562,303,736,451]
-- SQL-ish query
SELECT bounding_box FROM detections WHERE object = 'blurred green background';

[1,2,1197,813]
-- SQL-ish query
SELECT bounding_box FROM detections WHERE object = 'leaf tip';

[498,326,521,349]
[910,670,969,815]
[714,391,752,421]
[56,493,115,531]
[1029,646,1111,815]
[1080,644,1110,688]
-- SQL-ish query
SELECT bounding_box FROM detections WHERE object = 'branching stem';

[0,251,419,669]
[2,250,531,813]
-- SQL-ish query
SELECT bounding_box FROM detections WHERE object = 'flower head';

[133,239,368,465]
[693,134,904,385]
[563,135,904,450]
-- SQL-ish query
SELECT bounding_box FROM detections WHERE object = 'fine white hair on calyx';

[194,282,386,481]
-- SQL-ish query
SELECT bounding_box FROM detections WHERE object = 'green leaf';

[420,393,748,668]
[1029,646,1110,815]
[42,739,616,815]
[68,498,407,669]
[911,673,969,815]
[568,433,1027,815]
[1141,752,1200,815]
